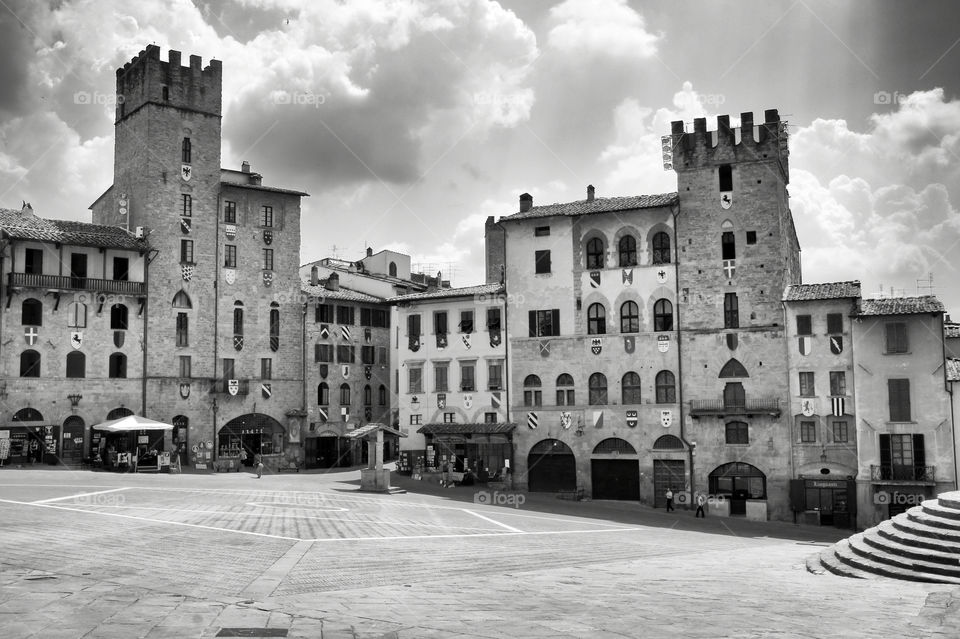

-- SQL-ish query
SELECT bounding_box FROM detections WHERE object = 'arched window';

[364,385,372,406]
[22,298,42,326]
[618,236,637,267]
[593,438,637,455]
[339,383,352,406]
[587,303,606,335]
[585,237,605,269]
[653,434,684,450]
[318,382,329,405]
[620,301,639,333]
[13,408,44,422]
[110,304,128,330]
[67,302,87,328]
[20,350,40,377]
[654,299,673,331]
[182,137,191,163]
[270,303,280,352]
[622,372,641,405]
[588,372,607,405]
[556,373,575,406]
[172,290,192,308]
[652,232,671,265]
[66,351,86,378]
[719,358,749,378]
[523,374,542,407]
[389,262,397,277]
[107,407,133,420]
[708,462,767,501]
[379,384,387,406]
[655,370,676,403]
[109,353,127,378]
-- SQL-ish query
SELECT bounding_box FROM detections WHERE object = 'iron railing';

[689,398,781,415]
[871,464,935,482]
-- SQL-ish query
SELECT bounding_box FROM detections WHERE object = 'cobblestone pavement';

[0,468,958,638]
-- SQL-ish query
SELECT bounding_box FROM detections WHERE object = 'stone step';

[908,508,960,532]
[896,511,960,541]
[883,519,960,553]
[834,537,960,585]
[922,501,960,522]
[938,494,960,511]
[809,542,874,580]
[867,523,960,564]
[847,533,960,580]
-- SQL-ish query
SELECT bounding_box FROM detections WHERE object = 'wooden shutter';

[879,434,891,467]
[913,434,925,468]
[551,309,560,336]
[528,310,537,337]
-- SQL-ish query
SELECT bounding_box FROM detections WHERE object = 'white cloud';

[547,0,659,58]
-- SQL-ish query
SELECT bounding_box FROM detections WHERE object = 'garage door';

[591,459,640,500]
[527,439,576,492]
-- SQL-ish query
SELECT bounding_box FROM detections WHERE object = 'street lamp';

[68,393,82,408]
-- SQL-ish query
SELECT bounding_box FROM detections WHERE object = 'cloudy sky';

[1,0,959,315]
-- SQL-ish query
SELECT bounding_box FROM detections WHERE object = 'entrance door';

[70,253,88,289]
[527,440,576,492]
[653,459,685,508]
[61,417,85,466]
[591,459,640,500]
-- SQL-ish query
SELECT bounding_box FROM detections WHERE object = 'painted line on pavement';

[31,487,130,504]
[461,508,523,532]
[308,526,642,543]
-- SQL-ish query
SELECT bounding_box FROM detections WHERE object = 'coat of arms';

[228,379,239,396]
[70,331,83,350]
[657,334,670,353]
[560,411,572,429]
[181,217,191,234]
[463,394,473,409]
[801,398,816,417]
[590,337,602,355]
[181,164,192,181]
[181,264,194,281]
[720,191,732,209]
[589,270,601,288]
[262,272,274,287]
[179,382,190,399]
[224,268,236,285]
[341,365,350,379]
[224,224,237,240]
[263,231,273,245]
[799,336,812,356]
[660,410,672,428]
[319,364,328,379]
[364,366,372,380]
[113,331,125,348]
[437,393,446,410]
[626,410,638,428]
[830,336,843,354]
[261,383,271,399]
[624,336,635,354]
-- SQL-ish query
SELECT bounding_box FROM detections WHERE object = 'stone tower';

[670,109,801,521]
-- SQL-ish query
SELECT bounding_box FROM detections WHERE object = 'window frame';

[725,421,749,445]
[618,235,637,267]
[534,249,551,274]
[653,299,673,332]
[588,372,608,405]
[587,302,606,335]
[800,421,817,443]
[621,372,642,405]
[585,237,605,269]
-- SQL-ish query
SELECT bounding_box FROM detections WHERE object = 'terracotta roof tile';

[388,283,504,303]
[783,281,862,301]
[0,209,149,251]
[948,358,960,382]
[858,296,945,316]
[300,281,385,303]
[501,193,678,221]
[418,423,516,435]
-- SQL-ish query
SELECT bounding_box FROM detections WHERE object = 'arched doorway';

[709,462,767,515]
[527,439,576,492]
[591,438,639,500]
[305,431,350,469]
[61,416,85,466]
[10,408,48,464]
[652,435,686,508]
[218,414,285,465]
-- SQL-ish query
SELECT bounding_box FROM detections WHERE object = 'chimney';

[325,272,340,291]
[366,247,373,257]
[587,185,595,202]
[310,265,319,286]
[20,201,33,216]
[519,193,533,213]
[241,161,250,173]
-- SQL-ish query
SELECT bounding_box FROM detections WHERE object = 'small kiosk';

[91,415,174,472]
[343,423,407,492]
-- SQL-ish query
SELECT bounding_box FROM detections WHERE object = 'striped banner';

[831,396,845,417]
[593,410,604,428]
[318,407,328,421]
[341,326,351,341]
[491,391,501,409]
[527,411,539,429]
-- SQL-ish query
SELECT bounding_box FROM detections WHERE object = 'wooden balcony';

[689,398,781,417]
[871,464,935,484]
[8,272,145,296]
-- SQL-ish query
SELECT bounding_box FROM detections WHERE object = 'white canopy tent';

[92,415,174,433]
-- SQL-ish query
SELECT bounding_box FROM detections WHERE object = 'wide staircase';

[809,491,960,584]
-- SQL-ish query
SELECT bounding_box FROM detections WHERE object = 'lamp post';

[68,393,82,409]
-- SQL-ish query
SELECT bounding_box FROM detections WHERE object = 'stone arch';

[653,434,684,450]
[719,358,749,378]
[592,438,637,455]
[581,229,609,269]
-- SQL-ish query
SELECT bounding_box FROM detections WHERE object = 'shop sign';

[806,480,845,489]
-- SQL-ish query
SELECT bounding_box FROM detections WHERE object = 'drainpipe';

[212,193,221,462]
[942,312,958,491]
[141,250,149,417]
[493,218,511,467]
[671,201,696,501]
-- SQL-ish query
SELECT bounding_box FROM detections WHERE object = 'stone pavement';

[1,468,959,638]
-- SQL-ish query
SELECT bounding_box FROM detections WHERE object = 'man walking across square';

[696,492,706,518]
[665,488,674,512]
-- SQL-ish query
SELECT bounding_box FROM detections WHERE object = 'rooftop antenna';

[916,272,934,295]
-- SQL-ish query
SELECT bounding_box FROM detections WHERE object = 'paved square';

[1,468,958,638]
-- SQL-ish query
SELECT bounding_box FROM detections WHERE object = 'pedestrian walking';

[254,452,263,479]
[665,488,674,512]
[696,493,706,518]
[238,446,247,469]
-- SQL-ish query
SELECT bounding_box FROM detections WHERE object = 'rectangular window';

[176,312,189,347]
[407,314,421,337]
[434,363,448,392]
[260,205,273,227]
[534,226,550,237]
[68,302,86,328]
[488,361,503,390]
[534,249,551,274]
[182,194,192,217]
[224,245,237,268]
[524,387,542,407]
[719,164,733,191]
[336,306,355,325]
[829,371,846,396]
[409,414,422,426]
[224,201,237,224]
[315,344,333,362]
[487,308,501,331]
[746,230,757,245]
[361,345,375,364]
[262,249,274,271]
[484,412,498,423]
[460,361,475,392]
[222,358,235,380]
[179,355,191,378]
[443,412,456,424]
[888,378,911,422]
[317,303,334,323]
[408,366,423,394]
[832,421,848,443]
[360,308,372,327]
[885,322,908,353]
[180,240,194,264]
[827,313,843,334]
[24,248,43,274]
[800,421,817,443]
[113,257,129,281]
[459,310,474,333]
[378,346,388,365]
[723,293,739,329]
[725,422,749,444]
[528,309,560,337]
[799,372,815,397]
[434,311,448,335]
[336,345,356,363]
[182,137,191,163]
[796,314,812,336]
[261,358,272,380]
[880,434,925,479]
[721,231,736,260]
[372,309,389,328]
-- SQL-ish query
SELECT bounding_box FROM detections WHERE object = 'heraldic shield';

[319,364,328,379]
[463,394,473,409]
[624,336,635,354]
[660,410,672,428]
[626,410,638,428]
[590,337,602,355]
[437,394,446,410]
[179,382,190,399]
[228,379,239,396]
[364,366,371,380]
[70,331,83,350]
[113,331,125,348]
[560,411,572,429]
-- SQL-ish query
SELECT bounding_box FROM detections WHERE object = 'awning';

[418,423,516,436]
[92,415,174,432]
[343,422,407,440]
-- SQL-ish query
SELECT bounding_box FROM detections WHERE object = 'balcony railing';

[8,272,145,296]
[870,464,935,483]
[209,379,250,396]
[689,398,781,417]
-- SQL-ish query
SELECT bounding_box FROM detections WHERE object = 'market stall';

[91,415,174,472]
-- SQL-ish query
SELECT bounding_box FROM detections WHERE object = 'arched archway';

[709,462,767,515]
[527,439,576,492]
[61,415,85,466]
[591,438,639,500]
[653,434,684,451]
[219,414,286,465]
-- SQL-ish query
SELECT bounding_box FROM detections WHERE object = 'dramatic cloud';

[547,0,660,59]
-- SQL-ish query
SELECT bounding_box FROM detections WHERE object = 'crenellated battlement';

[115,45,222,122]
[669,109,788,179]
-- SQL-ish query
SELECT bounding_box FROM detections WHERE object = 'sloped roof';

[783,281,861,301]
[0,208,149,251]
[858,296,945,316]
[501,193,678,221]
[220,181,309,197]
[301,281,385,303]
[418,423,516,435]
[388,283,504,303]
[948,358,960,382]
